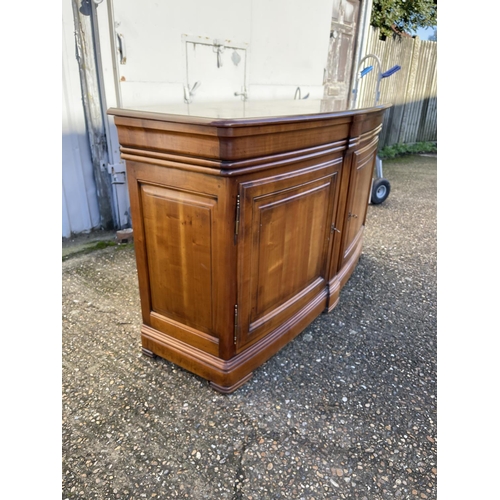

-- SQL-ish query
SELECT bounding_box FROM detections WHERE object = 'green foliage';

[93,241,117,250]
[378,141,437,159]
[371,0,437,39]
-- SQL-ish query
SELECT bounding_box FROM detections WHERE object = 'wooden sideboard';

[108,100,389,393]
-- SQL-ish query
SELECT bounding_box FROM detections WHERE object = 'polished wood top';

[108,99,390,127]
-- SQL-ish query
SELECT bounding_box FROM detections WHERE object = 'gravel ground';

[62,154,437,499]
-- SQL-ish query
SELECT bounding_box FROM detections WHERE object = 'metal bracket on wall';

[116,32,126,64]
[107,163,126,184]
[181,34,249,103]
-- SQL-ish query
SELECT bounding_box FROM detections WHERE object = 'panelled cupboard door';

[133,171,226,358]
[339,139,378,269]
[141,185,215,332]
[236,161,342,351]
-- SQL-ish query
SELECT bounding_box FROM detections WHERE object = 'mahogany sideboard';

[108,100,389,393]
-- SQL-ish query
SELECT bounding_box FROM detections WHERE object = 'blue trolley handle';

[376,65,401,104]
[351,56,401,108]
[380,65,401,79]
[360,66,373,78]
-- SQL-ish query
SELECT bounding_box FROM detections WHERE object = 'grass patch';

[62,240,133,261]
[94,241,117,250]
[378,141,437,160]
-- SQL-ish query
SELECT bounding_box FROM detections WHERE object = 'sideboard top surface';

[108,99,390,128]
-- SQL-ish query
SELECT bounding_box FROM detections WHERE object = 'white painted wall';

[248,0,333,99]
[99,0,334,106]
[63,0,336,236]
[62,0,101,238]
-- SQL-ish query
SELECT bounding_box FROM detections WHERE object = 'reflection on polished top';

[108,99,382,125]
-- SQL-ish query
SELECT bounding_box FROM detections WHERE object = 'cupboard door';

[236,163,341,350]
[138,182,221,356]
[339,141,377,269]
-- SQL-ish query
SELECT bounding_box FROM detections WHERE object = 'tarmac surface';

[62,154,437,500]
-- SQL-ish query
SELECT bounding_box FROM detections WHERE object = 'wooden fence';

[354,27,437,148]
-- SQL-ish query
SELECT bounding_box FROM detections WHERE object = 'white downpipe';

[350,0,374,98]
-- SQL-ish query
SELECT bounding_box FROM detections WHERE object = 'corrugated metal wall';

[354,27,437,148]
[62,0,101,239]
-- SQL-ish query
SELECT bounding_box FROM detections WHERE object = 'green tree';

[371,0,437,39]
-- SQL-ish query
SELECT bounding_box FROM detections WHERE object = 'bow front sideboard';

[108,100,389,393]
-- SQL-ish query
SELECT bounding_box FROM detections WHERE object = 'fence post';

[398,36,421,144]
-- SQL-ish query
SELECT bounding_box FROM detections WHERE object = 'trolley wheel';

[371,178,391,204]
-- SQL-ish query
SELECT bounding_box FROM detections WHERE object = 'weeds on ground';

[378,141,437,159]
